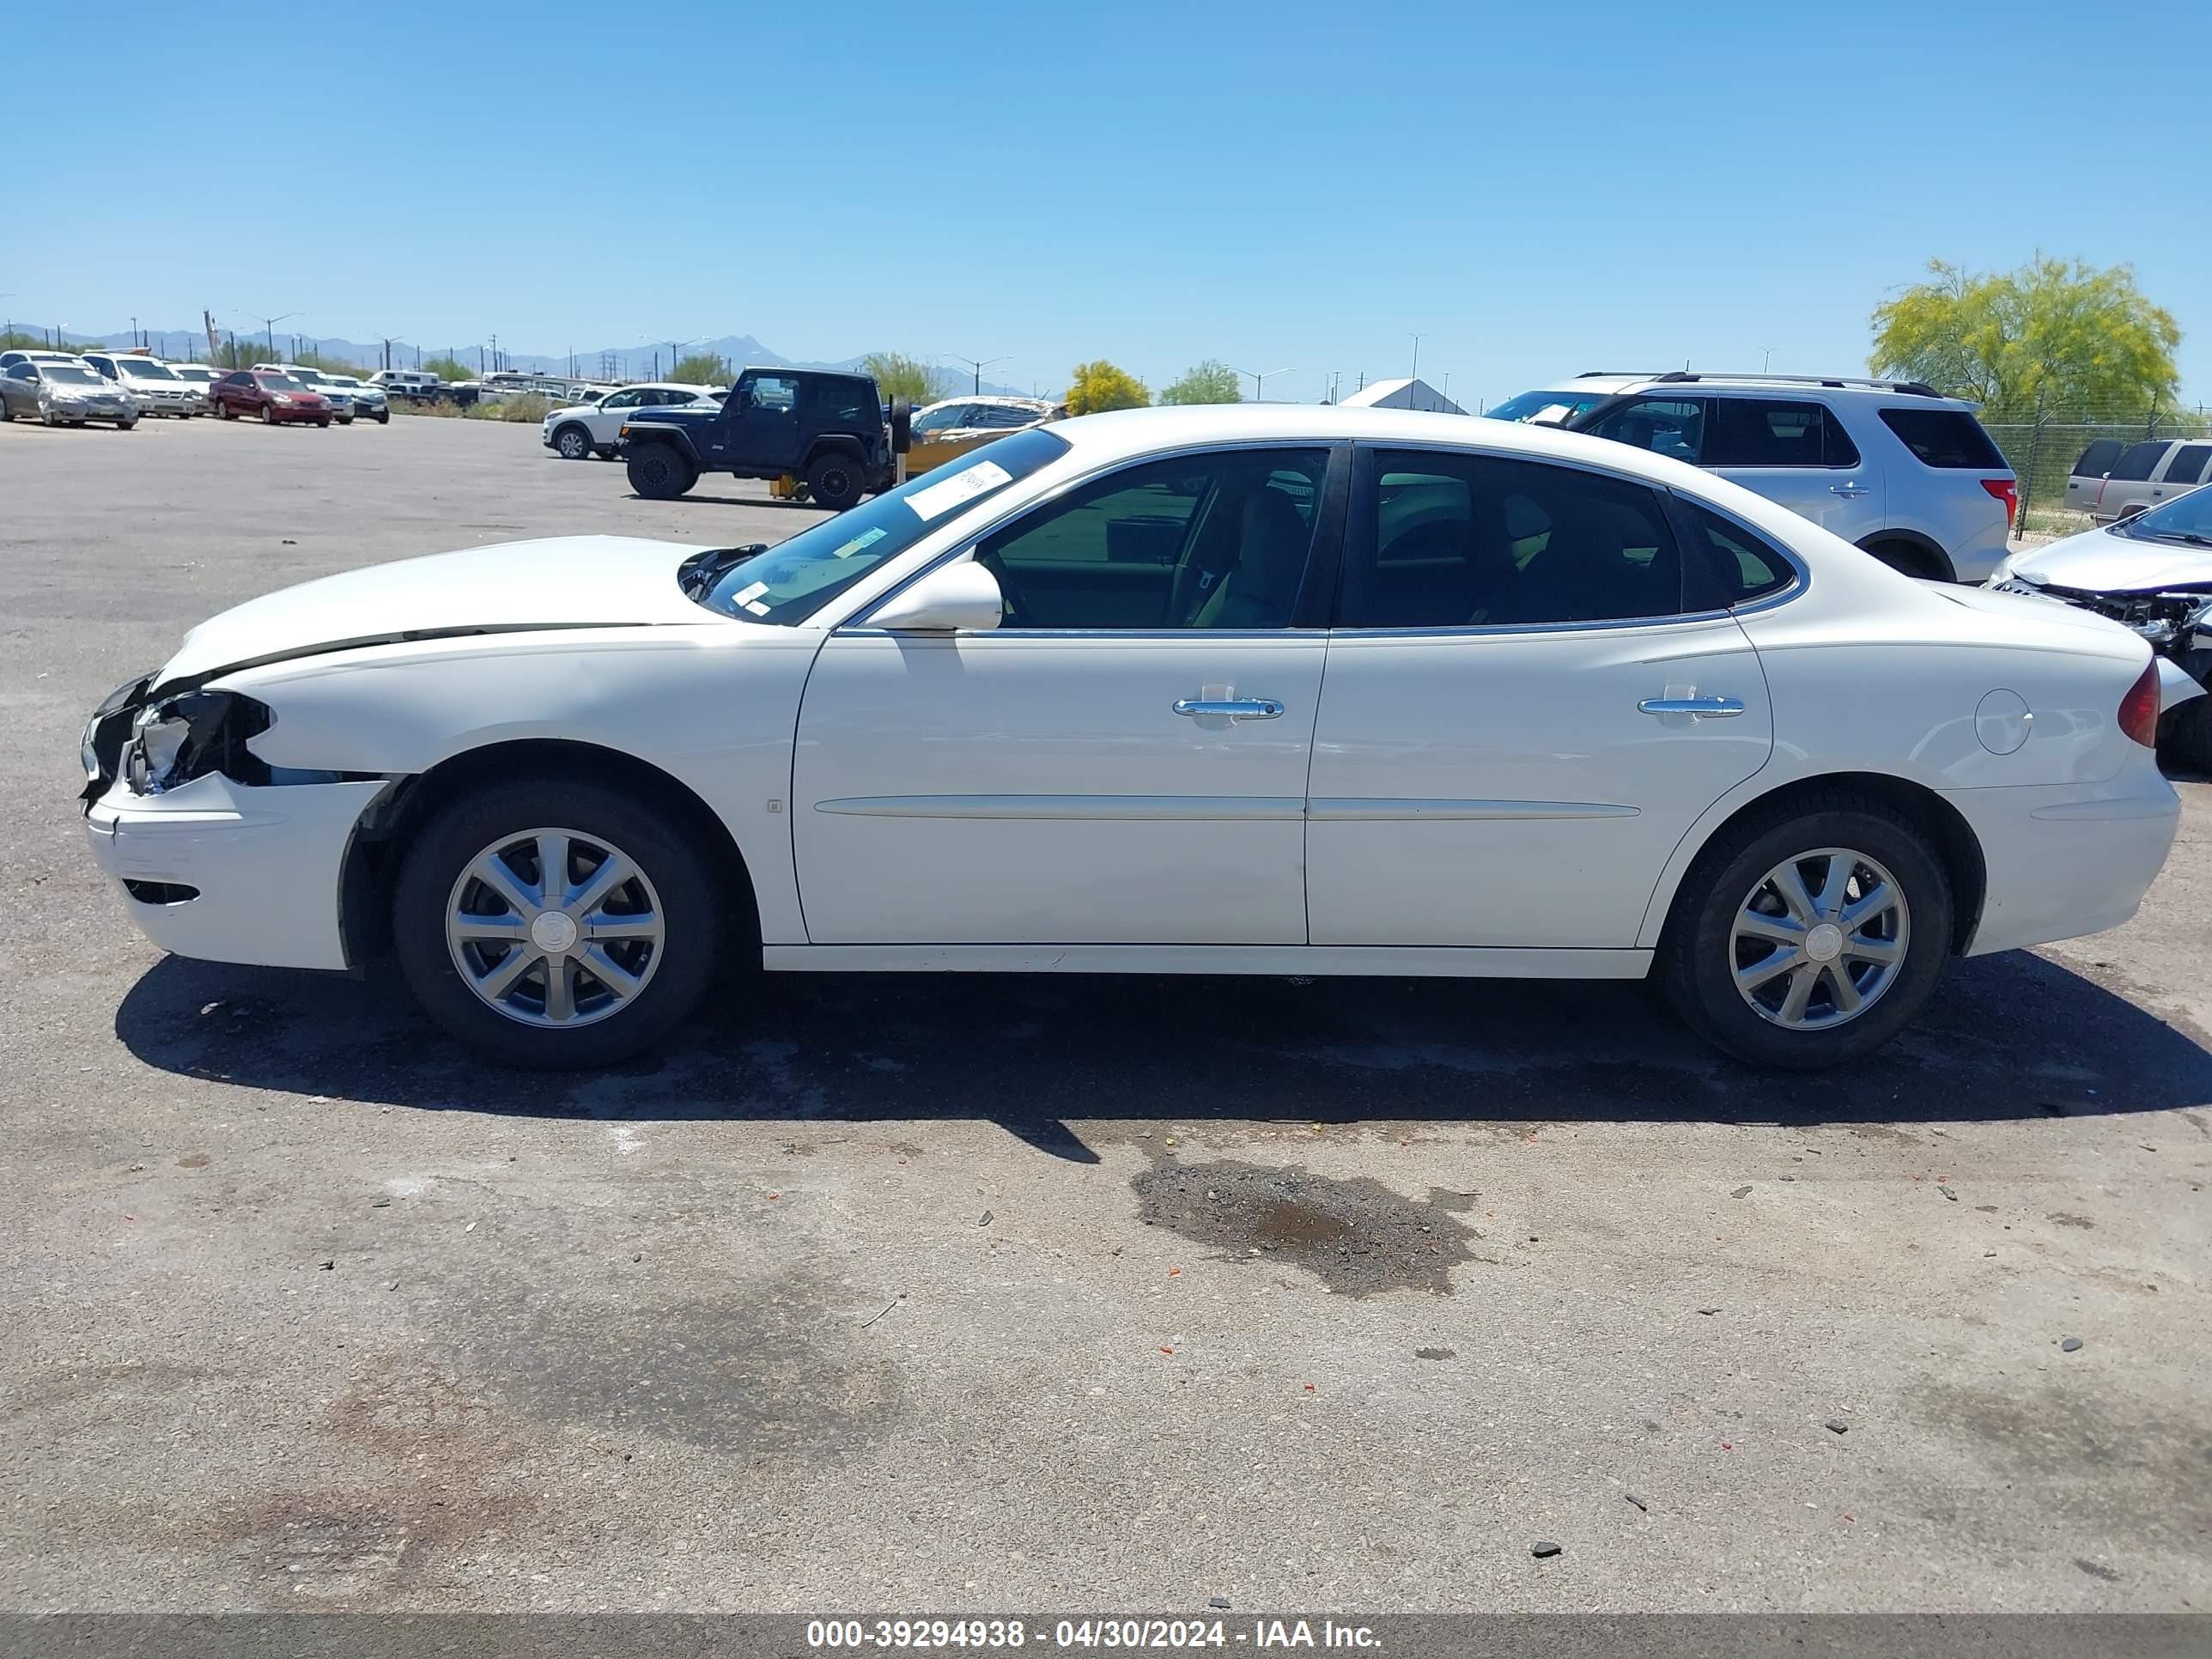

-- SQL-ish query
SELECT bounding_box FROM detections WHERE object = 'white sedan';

[81,407,2180,1070]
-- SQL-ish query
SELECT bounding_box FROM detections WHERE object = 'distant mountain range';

[19,323,1027,399]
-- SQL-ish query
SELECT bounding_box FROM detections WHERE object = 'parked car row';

[0,349,390,430]
[2066,436,2212,524]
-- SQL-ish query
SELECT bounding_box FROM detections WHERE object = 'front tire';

[626,442,697,501]
[392,777,724,1068]
[552,422,592,460]
[1659,797,1952,1070]
[262,403,277,425]
[806,449,865,513]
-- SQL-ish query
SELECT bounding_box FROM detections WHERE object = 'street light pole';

[945,353,1009,395]
[241,307,301,362]
[1231,365,1293,404]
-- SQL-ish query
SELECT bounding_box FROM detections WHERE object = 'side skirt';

[761,944,1653,979]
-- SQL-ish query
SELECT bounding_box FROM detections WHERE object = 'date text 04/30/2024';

[805,1620,1384,1650]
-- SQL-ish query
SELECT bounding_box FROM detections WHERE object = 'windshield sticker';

[728,579,772,616]
[906,459,1013,523]
[1533,404,1574,424]
[831,526,889,559]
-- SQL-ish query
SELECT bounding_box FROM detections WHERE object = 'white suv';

[541,382,722,460]
[1486,374,2017,581]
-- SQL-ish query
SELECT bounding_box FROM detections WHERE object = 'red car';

[208,369,333,427]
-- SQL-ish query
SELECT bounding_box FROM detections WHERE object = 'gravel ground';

[2,415,2207,1613]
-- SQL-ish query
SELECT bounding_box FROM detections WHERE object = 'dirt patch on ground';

[1130,1159,1477,1297]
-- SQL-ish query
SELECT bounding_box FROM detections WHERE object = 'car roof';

[1533,371,1972,409]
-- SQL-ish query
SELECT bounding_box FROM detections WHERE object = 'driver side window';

[974,447,1329,630]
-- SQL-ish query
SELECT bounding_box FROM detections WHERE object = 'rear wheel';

[2162,692,2212,775]
[1659,798,1953,1069]
[1862,538,1952,581]
[392,777,724,1068]
[806,449,865,513]
[626,442,696,500]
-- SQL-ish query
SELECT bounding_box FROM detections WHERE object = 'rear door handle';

[1829,483,1869,497]
[1638,696,1746,719]
[1174,698,1284,720]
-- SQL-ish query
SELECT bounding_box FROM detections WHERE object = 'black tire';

[2162,693,2212,775]
[1657,795,1953,1070]
[626,442,696,500]
[376,410,391,424]
[262,403,278,425]
[392,776,724,1068]
[552,422,592,460]
[214,398,231,420]
[806,448,865,513]
[316,417,331,428]
[117,418,137,431]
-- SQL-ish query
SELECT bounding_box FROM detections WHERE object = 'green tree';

[670,353,725,384]
[1158,360,1243,405]
[1869,256,2181,423]
[1066,360,1150,415]
[864,350,951,406]
[420,355,474,383]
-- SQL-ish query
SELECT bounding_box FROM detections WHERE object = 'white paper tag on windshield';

[728,579,771,616]
[906,459,1012,523]
[1534,404,1573,424]
[831,526,889,559]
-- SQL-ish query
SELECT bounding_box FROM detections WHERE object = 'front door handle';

[1638,696,1746,720]
[1173,698,1284,720]
[1829,482,1869,497]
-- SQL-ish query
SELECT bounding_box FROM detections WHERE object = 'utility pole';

[1231,364,1293,404]
[1409,333,1424,383]
[945,353,1008,395]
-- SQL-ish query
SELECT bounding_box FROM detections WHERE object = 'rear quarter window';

[2071,439,2124,477]
[2159,444,2210,486]
[1878,408,2007,470]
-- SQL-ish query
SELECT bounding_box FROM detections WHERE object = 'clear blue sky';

[19,0,2209,405]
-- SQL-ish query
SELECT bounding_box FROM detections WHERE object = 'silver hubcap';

[1730,847,1909,1030]
[445,828,665,1029]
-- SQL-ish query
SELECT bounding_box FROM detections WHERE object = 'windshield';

[257,374,306,392]
[331,377,362,388]
[2119,482,2212,544]
[172,367,218,382]
[116,360,178,380]
[685,427,1072,624]
[1485,388,1615,425]
[289,369,331,385]
[44,366,99,386]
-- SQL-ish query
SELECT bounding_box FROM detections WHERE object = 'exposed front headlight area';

[125,690,273,795]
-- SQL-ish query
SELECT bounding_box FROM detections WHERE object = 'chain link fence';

[1980,405,2212,526]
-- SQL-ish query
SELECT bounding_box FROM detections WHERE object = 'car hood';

[155,535,719,689]
[2006,524,2212,592]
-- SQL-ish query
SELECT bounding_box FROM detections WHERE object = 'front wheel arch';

[340,738,760,972]
[1649,772,1987,959]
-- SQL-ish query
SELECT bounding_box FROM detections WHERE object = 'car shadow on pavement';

[114,948,2212,1162]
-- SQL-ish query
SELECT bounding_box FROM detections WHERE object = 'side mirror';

[866,561,1004,633]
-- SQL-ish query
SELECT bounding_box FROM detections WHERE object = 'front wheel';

[375,410,390,424]
[117,417,137,430]
[1658,799,1952,1070]
[392,777,724,1068]
[552,422,592,460]
[806,450,865,513]
[626,443,697,501]
[316,417,331,428]
[262,403,278,425]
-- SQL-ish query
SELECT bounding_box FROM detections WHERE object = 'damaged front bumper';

[84,773,392,971]
[79,672,392,971]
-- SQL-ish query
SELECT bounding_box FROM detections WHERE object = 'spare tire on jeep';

[626,441,697,501]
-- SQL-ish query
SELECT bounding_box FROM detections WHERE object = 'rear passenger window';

[1879,408,2007,469]
[1677,501,1797,608]
[1583,398,1705,464]
[810,379,872,423]
[2107,441,2170,482]
[2161,445,2210,486]
[1342,452,1682,629]
[1705,399,1861,468]
[2071,439,2124,478]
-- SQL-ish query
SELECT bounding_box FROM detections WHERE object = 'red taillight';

[2119,660,2160,748]
[1981,477,2018,527]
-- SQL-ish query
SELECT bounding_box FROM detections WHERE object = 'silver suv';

[1486,373,2017,581]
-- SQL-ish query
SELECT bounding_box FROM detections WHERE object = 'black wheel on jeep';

[806,449,865,513]
[626,442,696,501]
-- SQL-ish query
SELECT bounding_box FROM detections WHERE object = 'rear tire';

[2162,693,2212,775]
[626,442,697,500]
[806,449,865,513]
[392,777,724,1069]
[1658,796,1953,1070]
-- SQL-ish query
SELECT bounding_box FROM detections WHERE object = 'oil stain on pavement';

[1130,1159,1477,1297]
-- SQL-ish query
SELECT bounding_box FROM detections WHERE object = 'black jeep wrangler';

[618,367,909,512]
